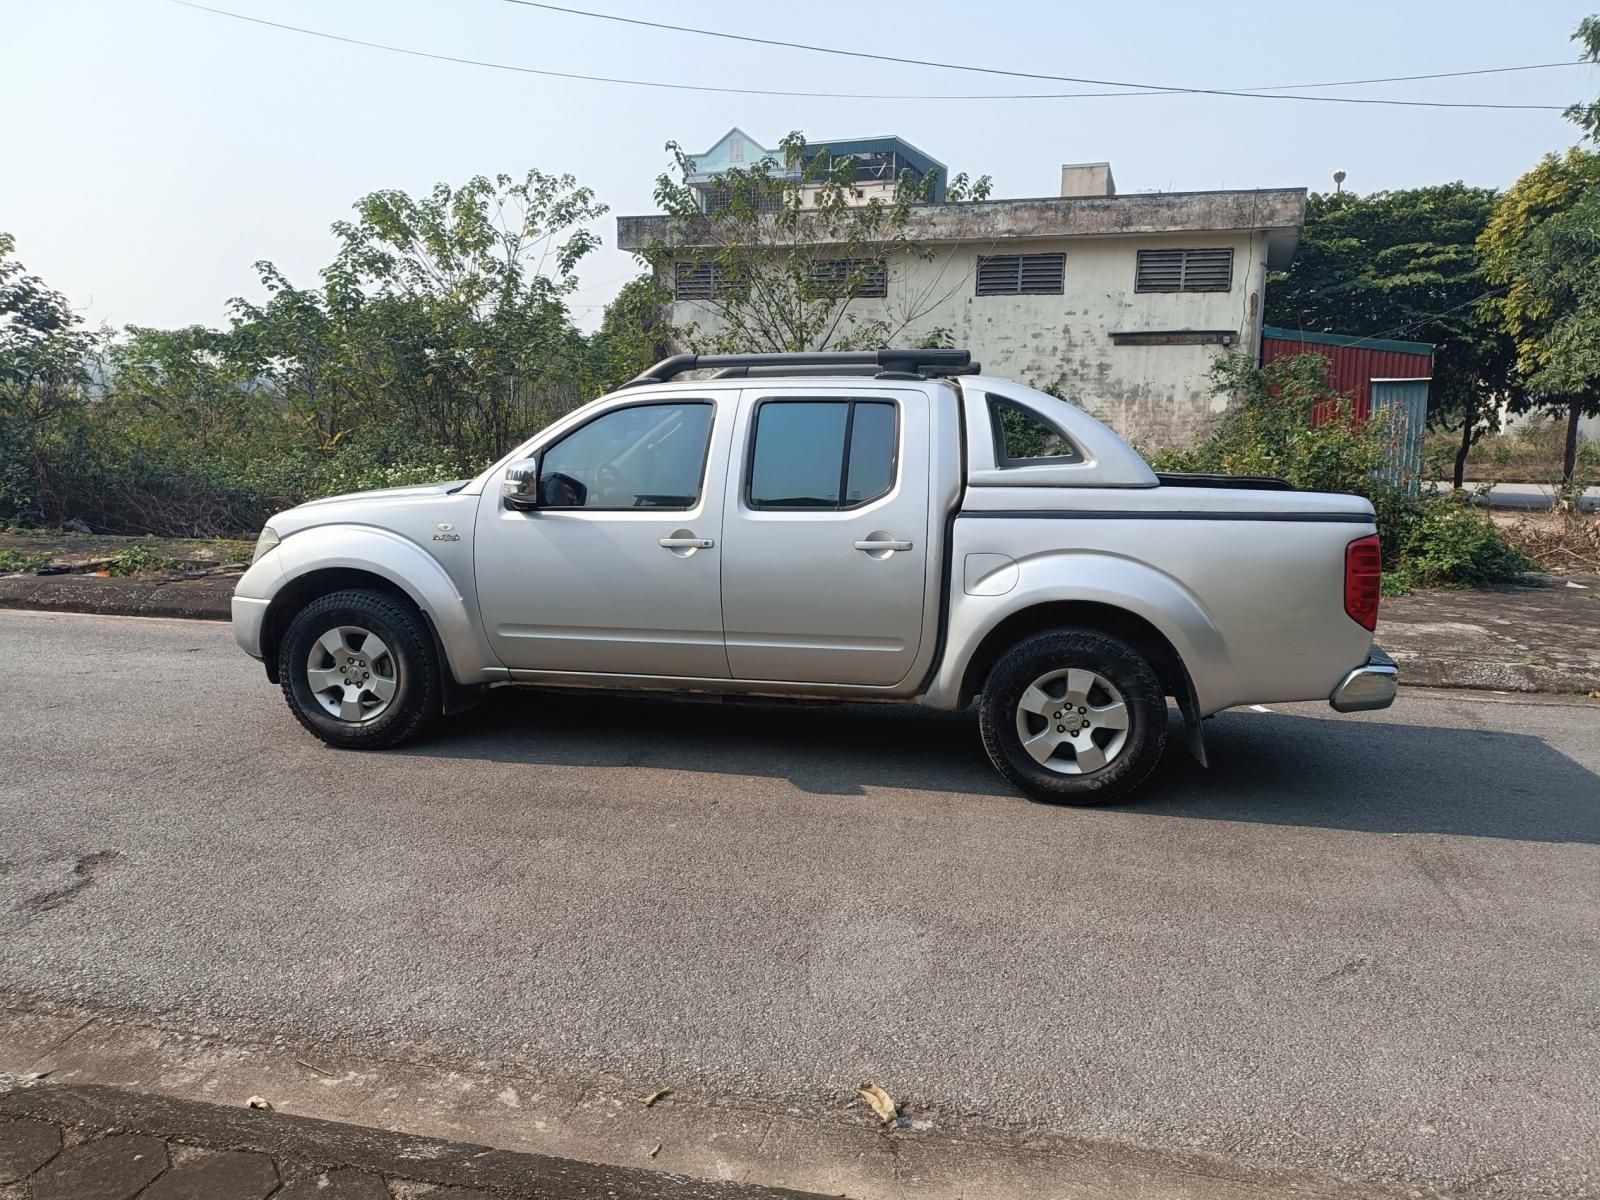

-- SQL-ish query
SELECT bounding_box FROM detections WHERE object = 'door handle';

[854,538,913,552]
[660,536,715,549]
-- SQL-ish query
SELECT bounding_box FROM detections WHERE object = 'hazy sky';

[4,0,1594,333]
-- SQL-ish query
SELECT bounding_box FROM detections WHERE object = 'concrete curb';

[0,1083,826,1200]
[1390,653,1600,695]
[0,574,234,620]
[0,1002,1405,1200]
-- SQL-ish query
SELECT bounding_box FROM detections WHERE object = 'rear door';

[719,387,931,685]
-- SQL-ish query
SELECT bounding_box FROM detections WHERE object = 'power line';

[1240,62,1586,93]
[491,0,1580,107]
[171,2,1569,111]
[1273,285,1512,352]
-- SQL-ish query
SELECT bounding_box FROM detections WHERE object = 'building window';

[1135,248,1234,293]
[729,134,743,163]
[975,253,1065,296]
[807,258,888,298]
[674,261,746,301]
[747,400,898,510]
[700,185,785,215]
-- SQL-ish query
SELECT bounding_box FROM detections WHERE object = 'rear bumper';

[1329,645,1398,713]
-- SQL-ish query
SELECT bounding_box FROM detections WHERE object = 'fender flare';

[930,550,1237,715]
[250,524,495,686]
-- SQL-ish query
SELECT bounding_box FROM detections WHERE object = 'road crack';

[18,850,122,915]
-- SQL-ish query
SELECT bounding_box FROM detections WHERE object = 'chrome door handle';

[660,536,714,549]
[854,538,913,552]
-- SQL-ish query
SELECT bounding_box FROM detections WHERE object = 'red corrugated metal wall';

[1261,336,1433,421]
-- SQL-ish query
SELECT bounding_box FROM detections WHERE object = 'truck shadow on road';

[402,691,1600,844]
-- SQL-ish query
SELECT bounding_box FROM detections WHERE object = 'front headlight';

[251,526,281,564]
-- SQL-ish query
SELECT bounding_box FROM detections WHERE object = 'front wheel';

[278,588,440,749]
[978,629,1168,805]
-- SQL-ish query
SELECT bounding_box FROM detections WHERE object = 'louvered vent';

[975,253,1065,296]
[809,258,888,298]
[1135,248,1234,293]
[674,261,745,301]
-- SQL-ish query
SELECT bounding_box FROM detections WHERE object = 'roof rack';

[621,348,976,388]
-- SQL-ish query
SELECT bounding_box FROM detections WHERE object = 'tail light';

[1344,534,1382,631]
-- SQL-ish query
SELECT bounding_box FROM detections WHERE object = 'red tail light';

[1344,534,1382,631]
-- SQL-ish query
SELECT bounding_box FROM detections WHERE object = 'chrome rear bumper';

[1329,646,1398,713]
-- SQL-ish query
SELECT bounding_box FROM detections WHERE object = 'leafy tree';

[640,133,991,353]
[0,232,103,522]
[234,170,607,468]
[107,325,269,452]
[1563,15,1600,142]
[1264,186,1522,489]
[1479,148,1600,485]
[588,275,676,390]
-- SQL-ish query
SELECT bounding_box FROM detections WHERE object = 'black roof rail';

[621,348,974,388]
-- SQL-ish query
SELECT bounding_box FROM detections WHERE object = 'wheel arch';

[250,525,496,701]
[957,600,1197,712]
[261,567,418,684]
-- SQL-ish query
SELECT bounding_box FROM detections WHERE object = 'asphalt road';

[2,611,1598,1196]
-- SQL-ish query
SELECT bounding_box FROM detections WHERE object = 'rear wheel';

[279,588,439,749]
[978,629,1167,805]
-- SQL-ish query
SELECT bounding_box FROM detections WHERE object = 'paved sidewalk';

[0,1083,823,1200]
[1380,574,1600,693]
[1429,481,1600,512]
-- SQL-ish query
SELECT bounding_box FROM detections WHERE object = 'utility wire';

[171,2,1569,110]
[492,0,1581,106]
[1273,285,1512,351]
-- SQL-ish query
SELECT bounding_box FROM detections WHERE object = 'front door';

[475,396,732,678]
[719,389,930,686]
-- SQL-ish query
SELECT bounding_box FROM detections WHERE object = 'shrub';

[1386,491,1533,591]
[1177,352,1531,593]
[0,549,50,573]
[107,541,181,576]
[1163,352,1418,552]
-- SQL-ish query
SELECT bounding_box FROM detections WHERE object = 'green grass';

[106,542,182,577]
[0,550,51,574]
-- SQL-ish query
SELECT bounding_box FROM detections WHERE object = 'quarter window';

[748,400,898,509]
[537,402,713,510]
[989,399,1081,464]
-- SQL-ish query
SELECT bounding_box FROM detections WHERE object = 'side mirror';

[501,459,541,511]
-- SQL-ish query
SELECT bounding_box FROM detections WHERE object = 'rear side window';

[989,399,1081,464]
[748,400,898,509]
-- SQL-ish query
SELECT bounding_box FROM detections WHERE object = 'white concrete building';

[618,162,1306,447]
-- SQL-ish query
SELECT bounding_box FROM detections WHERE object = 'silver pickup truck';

[233,348,1395,805]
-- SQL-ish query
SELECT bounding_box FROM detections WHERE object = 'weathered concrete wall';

[616,187,1304,262]
[665,231,1272,448]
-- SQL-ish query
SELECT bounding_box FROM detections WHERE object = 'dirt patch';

[0,531,252,577]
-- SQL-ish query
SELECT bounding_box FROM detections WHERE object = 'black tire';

[278,588,440,750]
[978,628,1167,806]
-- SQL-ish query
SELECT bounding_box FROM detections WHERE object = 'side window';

[989,399,1081,464]
[748,400,897,509]
[538,402,714,509]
